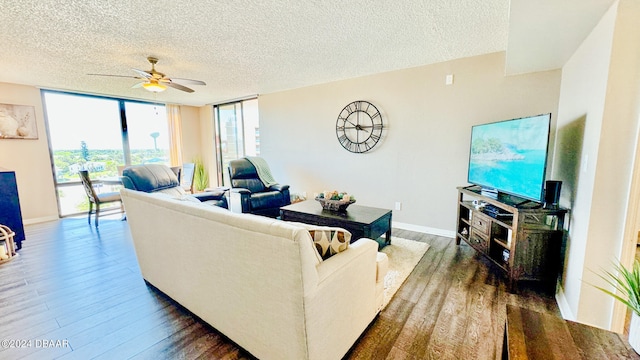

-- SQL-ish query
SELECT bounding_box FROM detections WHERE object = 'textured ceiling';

[0,0,613,106]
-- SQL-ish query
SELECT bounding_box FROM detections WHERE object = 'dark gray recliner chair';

[121,164,228,208]
[228,157,290,218]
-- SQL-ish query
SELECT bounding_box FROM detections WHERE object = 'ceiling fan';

[88,57,206,93]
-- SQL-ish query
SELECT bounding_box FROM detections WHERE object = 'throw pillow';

[307,227,351,260]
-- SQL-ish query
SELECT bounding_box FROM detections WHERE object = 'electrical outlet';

[445,74,454,85]
[395,202,402,211]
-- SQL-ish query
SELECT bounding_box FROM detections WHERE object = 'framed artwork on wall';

[0,103,37,139]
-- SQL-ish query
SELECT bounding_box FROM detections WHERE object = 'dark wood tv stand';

[456,186,568,291]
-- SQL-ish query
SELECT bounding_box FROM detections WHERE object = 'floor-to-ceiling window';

[43,91,168,216]
[214,98,259,185]
[124,101,169,165]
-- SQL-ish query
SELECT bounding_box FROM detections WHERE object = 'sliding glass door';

[214,98,259,186]
[43,91,167,216]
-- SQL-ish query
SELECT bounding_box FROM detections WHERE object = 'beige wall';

[0,82,58,223]
[554,0,640,330]
[258,52,562,234]
[179,105,220,189]
[179,105,202,164]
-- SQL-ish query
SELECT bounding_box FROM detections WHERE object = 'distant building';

[68,162,106,173]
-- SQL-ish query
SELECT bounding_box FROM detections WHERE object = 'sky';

[44,92,168,151]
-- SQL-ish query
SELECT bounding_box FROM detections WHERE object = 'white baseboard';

[23,215,59,225]
[555,283,576,321]
[392,221,455,238]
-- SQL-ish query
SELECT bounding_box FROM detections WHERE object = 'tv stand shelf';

[456,186,567,291]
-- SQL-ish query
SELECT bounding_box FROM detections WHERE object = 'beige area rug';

[380,237,430,309]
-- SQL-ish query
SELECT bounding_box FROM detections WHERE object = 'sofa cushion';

[307,226,351,260]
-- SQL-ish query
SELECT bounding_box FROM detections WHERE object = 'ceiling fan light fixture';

[142,82,167,93]
[90,57,202,93]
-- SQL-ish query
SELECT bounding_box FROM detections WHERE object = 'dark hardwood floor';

[0,215,561,359]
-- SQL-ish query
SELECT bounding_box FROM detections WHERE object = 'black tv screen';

[467,113,551,202]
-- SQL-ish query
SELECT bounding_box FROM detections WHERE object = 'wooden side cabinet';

[0,169,25,250]
[456,186,567,290]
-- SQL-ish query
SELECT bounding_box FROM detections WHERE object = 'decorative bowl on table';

[315,191,355,212]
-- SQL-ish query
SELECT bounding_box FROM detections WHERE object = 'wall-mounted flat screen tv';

[467,113,551,203]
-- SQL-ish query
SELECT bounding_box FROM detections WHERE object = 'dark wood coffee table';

[280,200,392,247]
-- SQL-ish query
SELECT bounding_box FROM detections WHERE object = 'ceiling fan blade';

[165,82,195,93]
[92,58,200,94]
[131,68,152,79]
[170,77,206,86]
[87,73,143,79]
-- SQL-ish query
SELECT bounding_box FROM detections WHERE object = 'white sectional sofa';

[121,188,387,360]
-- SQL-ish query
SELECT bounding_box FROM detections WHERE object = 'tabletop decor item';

[315,190,355,212]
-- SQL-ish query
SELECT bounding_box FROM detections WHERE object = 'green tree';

[81,141,90,161]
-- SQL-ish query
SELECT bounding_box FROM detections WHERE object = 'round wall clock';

[335,100,384,153]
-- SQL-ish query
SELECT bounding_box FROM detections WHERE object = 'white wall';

[0,83,58,223]
[259,52,561,234]
[554,0,640,330]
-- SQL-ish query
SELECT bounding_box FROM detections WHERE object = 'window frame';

[41,89,167,217]
[213,97,259,186]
